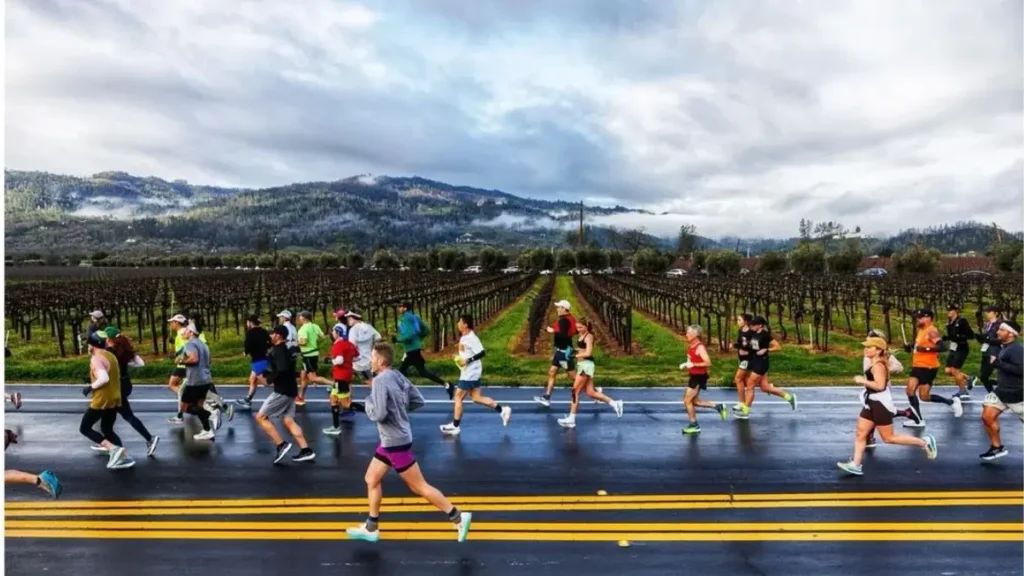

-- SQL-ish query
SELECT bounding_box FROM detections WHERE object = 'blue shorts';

[251,359,269,375]
[456,380,481,390]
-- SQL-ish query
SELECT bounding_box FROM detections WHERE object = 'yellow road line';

[6,529,1022,542]
[7,520,1020,532]
[5,498,1021,517]
[6,490,1021,510]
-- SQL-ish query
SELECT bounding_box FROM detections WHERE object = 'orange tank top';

[912,328,939,369]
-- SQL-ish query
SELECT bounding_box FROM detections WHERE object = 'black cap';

[400,302,413,310]
[272,325,290,339]
[946,303,960,311]
[750,315,767,326]
[913,308,934,319]
[246,315,261,325]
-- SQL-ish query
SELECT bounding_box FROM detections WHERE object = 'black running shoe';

[273,442,293,465]
[292,448,316,463]
[981,446,1008,461]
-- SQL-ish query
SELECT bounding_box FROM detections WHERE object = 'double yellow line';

[6,490,1022,542]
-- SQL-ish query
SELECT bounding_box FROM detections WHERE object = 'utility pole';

[578,201,584,249]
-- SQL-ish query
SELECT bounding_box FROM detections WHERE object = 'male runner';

[100,327,159,457]
[80,341,134,469]
[258,326,316,464]
[395,302,453,398]
[177,326,216,441]
[296,311,331,406]
[979,320,1022,461]
[738,316,797,418]
[346,342,472,543]
[535,300,579,407]
[237,315,271,409]
[85,310,108,349]
[557,319,623,428]
[901,309,963,426]
[323,324,361,436]
[346,310,382,386]
[6,430,62,498]
[970,305,1004,393]
[681,325,728,434]
[943,304,974,398]
[440,314,511,436]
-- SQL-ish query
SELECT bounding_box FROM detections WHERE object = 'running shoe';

[837,461,863,476]
[953,389,970,399]
[967,375,977,391]
[105,446,126,469]
[734,412,749,420]
[235,397,253,409]
[980,446,1008,461]
[903,419,926,428]
[924,434,938,459]
[613,399,624,418]
[557,415,576,429]
[786,393,798,411]
[90,444,110,453]
[194,429,215,441]
[534,396,551,408]
[740,404,750,417]
[346,523,380,543]
[109,456,136,470]
[865,436,877,449]
[682,423,701,435]
[211,410,222,431]
[716,404,728,420]
[322,426,342,436]
[592,387,603,403]
[292,448,316,463]
[440,423,461,436]
[908,405,923,422]
[456,512,473,543]
[10,392,22,409]
[167,415,184,425]
[443,382,455,400]
[295,396,306,407]
[732,403,744,413]
[500,405,512,426]
[226,403,235,422]
[38,470,62,499]
[273,442,293,464]
[146,436,160,457]
[952,397,963,418]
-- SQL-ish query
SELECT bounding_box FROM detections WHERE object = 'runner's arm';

[407,384,426,412]
[128,355,144,367]
[993,346,1023,377]
[693,344,711,368]
[768,339,782,353]
[363,380,388,422]
[864,363,888,391]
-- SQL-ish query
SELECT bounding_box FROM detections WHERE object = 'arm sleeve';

[363,381,388,422]
[407,384,426,412]
[468,349,487,363]
[128,355,145,367]
[90,369,110,389]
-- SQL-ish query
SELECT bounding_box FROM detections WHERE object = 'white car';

[581,268,592,275]
[464,265,483,273]
[666,268,686,277]
[598,267,613,275]
[539,269,553,275]
[502,266,521,274]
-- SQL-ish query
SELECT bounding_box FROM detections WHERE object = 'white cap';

[177,327,191,338]
[90,310,105,320]
[277,310,292,320]
[344,310,362,320]
[554,300,571,310]
[168,314,188,324]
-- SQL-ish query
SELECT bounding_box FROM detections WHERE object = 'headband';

[999,322,1019,336]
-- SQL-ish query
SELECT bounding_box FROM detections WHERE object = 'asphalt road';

[4,384,1022,576]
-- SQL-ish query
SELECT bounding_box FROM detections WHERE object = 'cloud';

[5,0,1022,237]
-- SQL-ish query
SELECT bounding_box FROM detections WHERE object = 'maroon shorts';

[374,443,417,473]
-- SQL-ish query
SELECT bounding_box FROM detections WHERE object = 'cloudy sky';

[6,0,1022,237]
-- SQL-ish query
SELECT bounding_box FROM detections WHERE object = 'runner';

[979,320,1022,461]
[277,310,299,353]
[323,323,361,436]
[731,314,753,415]
[346,310,382,387]
[85,310,108,349]
[535,300,579,407]
[6,392,23,409]
[346,342,472,543]
[900,309,962,427]
[237,315,271,409]
[101,327,159,457]
[557,319,623,429]
[440,314,511,436]
[837,336,937,476]
[166,314,189,424]
[177,326,216,441]
[738,316,797,418]
[395,302,453,399]
[680,325,727,434]
[6,429,62,499]
[296,311,332,407]
[257,325,315,463]
[969,305,1004,394]
[943,304,975,399]
[80,341,134,469]
[864,329,904,448]
[188,316,233,430]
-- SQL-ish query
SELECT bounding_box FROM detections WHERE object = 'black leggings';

[118,395,153,443]
[80,408,122,447]
[399,350,446,385]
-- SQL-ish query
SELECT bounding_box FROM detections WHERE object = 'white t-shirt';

[348,322,381,371]
[458,331,484,381]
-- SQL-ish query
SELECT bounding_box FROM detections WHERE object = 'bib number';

[981,344,990,352]
[949,342,958,352]
[739,360,749,370]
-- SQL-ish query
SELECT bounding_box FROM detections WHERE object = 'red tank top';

[687,341,707,375]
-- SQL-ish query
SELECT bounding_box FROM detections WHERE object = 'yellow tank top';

[912,328,939,369]
[90,349,122,410]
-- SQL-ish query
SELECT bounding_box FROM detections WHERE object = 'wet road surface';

[4,384,1022,576]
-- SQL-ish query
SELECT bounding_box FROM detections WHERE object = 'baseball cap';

[90,310,105,320]
[913,308,934,319]
[946,303,960,311]
[400,302,413,310]
[272,325,290,339]
[103,326,121,339]
[333,308,347,319]
[344,310,362,320]
[862,336,888,351]
[333,323,347,337]
[177,327,191,338]
[298,310,313,321]
[277,310,292,320]
[554,300,571,310]
[246,315,261,325]
[168,314,188,324]
[750,315,767,326]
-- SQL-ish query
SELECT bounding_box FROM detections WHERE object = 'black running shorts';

[910,367,938,385]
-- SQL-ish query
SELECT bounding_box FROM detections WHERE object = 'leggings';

[118,395,153,443]
[399,350,446,386]
[80,408,123,447]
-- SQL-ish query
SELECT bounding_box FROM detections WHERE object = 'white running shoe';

[346,523,380,542]
[533,396,551,407]
[456,512,473,542]
[211,409,222,431]
[105,446,126,468]
[903,419,926,428]
[322,427,342,436]
[109,456,136,470]
[557,415,576,428]
[146,436,160,457]
[440,423,461,436]
[193,429,215,441]
[500,405,512,426]
[612,399,624,418]
[952,397,963,418]
[226,403,235,422]
[90,445,109,453]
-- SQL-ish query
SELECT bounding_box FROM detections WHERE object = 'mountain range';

[4,170,1018,256]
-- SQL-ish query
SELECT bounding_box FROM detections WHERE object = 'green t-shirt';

[297,322,324,357]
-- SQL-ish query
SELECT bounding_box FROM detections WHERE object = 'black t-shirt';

[553,317,573,350]
[266,343,298,397]
[244,327,271,361]
[748,330,772,365]
[735,328,750,358]
[945,317,975,346]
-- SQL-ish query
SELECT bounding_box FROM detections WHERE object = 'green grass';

[4,276,979,388]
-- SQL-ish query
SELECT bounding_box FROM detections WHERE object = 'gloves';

[679,362,693,370]
[903,344,914,353]
[976,334,987,344]
[82,377,91,385]
[390,335,398,344]
[82,386,93,397]
[322,357,331,365]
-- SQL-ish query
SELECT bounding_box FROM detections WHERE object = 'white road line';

[5,383,902,391]
[12,398,980,406]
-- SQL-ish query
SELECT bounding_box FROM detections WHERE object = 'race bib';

[981,344,990,352]
[949,342,958,352]
[739,360,749,370]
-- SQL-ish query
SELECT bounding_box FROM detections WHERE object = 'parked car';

[539,269,553,275]
[960,270,992,277]
[857,267,888,277]
[399,266,410,271]
[501,266,521,274]
[464,265,483,273]
[666,268,686,277]
[581,268,592,275]
[598,267,614,275]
